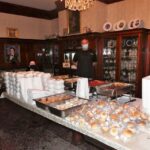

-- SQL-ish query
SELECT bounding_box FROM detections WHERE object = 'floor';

[0,98,101,150]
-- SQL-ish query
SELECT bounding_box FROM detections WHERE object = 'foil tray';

[34,93,74,111]
[34,93,88,118]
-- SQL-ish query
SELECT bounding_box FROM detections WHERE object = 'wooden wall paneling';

[145,32,150,76]
[98,0,124,4]
[97,36,103,80]
[0,38,51,70]
[0,42,5,69]
[0,1,58,20]
[116,35,121,81]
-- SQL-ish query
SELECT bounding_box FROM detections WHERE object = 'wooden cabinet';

[34,39,61,74]
[145,31,150,76]
[98,29,148,97]
[0,38,61,74]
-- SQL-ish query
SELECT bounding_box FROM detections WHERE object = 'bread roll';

[109,127,119,137]
[121,129,134,138]
[98,101,106,108]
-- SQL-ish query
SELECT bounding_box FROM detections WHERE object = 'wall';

[58,1,107,36]
[1,0,150,38]
[58,10,68,36]
[0,13,59,39]
[58,0,150,35]
[80,1,107,33]
[107,0,150,29]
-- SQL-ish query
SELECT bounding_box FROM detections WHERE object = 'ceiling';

[0,0,124,11]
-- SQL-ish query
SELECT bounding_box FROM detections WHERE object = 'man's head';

[81,39,89,51]
[29,60,36,66]
[9,47,15,55]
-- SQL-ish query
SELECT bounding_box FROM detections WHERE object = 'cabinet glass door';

[120,36,138,84]
[103,38,117,81]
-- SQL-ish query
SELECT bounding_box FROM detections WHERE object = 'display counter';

[4,93,150,150]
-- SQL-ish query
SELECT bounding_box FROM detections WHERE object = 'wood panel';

[98,0,124,4]
[145,32,150,76]
[0,38,48,70]
[0,1,58,20]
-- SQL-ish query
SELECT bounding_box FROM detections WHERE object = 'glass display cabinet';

[100,29,148,97]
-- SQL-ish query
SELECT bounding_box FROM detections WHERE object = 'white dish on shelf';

[103,22,112,31]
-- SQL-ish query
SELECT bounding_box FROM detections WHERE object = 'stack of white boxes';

[3,71,65,104]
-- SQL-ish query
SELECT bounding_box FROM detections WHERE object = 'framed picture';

[7,28,19,38]
[68,11,80,34]
[4,44,21,63]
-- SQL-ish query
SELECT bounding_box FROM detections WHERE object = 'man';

[73,39,97,79]
[7,47,18,64]
[26,60,39,71]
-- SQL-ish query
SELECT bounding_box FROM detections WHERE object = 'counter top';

[4,93,150,150]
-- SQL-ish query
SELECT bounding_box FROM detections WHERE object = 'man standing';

[73,39,97,79]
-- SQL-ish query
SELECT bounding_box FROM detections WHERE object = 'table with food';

[2,71,150,150]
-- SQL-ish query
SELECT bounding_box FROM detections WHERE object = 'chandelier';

[64,0,95,11]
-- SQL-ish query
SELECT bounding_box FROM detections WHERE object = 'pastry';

[98,101,107,108]
[110,114,118,121]
[121,129,134,140]
[109,126,119,137]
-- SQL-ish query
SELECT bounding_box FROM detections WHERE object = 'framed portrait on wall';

[68,11,80,34]
[4,44,21,64]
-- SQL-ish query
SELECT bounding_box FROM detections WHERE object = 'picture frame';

[4,44,21,63]
[7,28,19,38]
[68,11,80,34]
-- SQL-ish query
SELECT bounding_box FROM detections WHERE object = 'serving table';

[4,93,150,150]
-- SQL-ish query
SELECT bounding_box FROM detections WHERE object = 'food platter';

[34,93,88,118]
[96,82,133,98]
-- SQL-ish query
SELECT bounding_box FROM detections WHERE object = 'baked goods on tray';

[53,97,88,110]
[39,94,73,104]
[66,99,150,142]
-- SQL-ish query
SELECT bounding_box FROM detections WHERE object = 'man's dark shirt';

[73,50,97,78]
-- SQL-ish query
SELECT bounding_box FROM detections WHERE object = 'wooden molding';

[0,0,124,20]
[98,0,124,4]
[55,0,65,11]
[0,1,58,20]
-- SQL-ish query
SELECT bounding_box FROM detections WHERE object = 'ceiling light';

[64,0,95,11]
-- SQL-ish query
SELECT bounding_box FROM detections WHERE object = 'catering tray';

[47,97,88,118]
[95,82,133,98]
[34,93,88,118]
[34,93,74,110]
